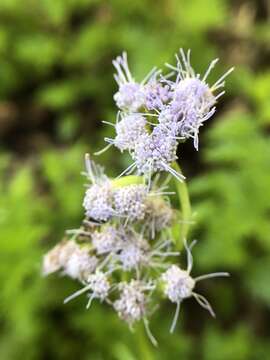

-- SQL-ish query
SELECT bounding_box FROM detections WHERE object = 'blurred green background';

[0,0,269,359]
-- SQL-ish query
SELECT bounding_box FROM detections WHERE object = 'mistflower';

[64,270,110,308]
[145,197,174,238]
[143,79,172,111]
[132,125,184,181]
[86,271,110,304]
[113,52,157,112]
[43,48,233,345]
[114,280,157,345]
[161,240,229,333]
[113,184,148,221]
[42,241,68,276]
[117,234,149,271]
[64,245,98,282]
[83,154,114,221]
[91,226,121,255]
[107,113,147,152]
[164,49,234,149]
[43,240,79,276]
[83,182,114,221]
[114,280,151,325]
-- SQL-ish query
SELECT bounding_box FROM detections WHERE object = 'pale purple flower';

[83,182,114,222]
[86,271,110,306]
[117,234,149,271]
[91,226,121,255]
[162,265,195,302]
[145,198,174,238]
[43,240,98,282]
[113,184,148,221]
[64,270,110,308]
[83,154,114,221]
[113,52,157,112]
[143,79,172,111]
[164,49,234,149]
[132,125,184,181]
[114,280,153,325]
[114,83,145,112]
[107,113,147,152]
[161,240,229,333]
[64,246,98,282]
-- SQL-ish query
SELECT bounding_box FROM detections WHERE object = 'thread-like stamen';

[211,67,234,90]
[86,293,95,309]
[161,161,185,182]
[195,272,230,282]
[85,153,95,184]
[141,67,159,85]
[64,284,92,304]
[94,143,113,156]
[143,317,158,347]
[184,239,197,274]
[115,162,136,179]
[193,292,216,317]
[202,58,219,82]
[170,300,181,333]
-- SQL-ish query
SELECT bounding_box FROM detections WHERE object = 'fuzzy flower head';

[143,79,172,111]
[113,184,148,221]
[161,240,229,333]
[114,280,153,326]
[42,240,95,280]
[164,49,234,149]
[117,232,149,271]
[87,271,110,303]
[145,197,174,237]
[83,182,114,222]
[42,240,71,276]
[91,226,121,255]
[113,52,144,112]
[132,126,183,181]
[64,246,98,282]
[109,113,147,152]
[82,154,114,221]
[162,265,195,302]
[64,270,110,308]
[113,52,160,112]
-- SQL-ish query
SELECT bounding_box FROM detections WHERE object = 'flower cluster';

[43,49,232,345]
[43,156,228,344]
[103,49,233,181]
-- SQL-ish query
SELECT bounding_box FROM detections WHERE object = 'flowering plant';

[43,49,233,345]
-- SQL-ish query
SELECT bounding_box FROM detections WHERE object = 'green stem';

[136,322,154,360]
[172,161,192,248]
[112,175,143,188]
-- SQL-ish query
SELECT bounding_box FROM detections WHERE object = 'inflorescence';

[103,49,233,181]
[43,49,233,345]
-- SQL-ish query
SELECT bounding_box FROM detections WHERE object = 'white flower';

[82,154,114,222]
[164,49,234,149]
[162,265,195,302]
[161,240,229,333]
[114,280,153,326]
[91,226,121,255]
[86,271,110,306]
[64,246,98,281]
[113,113,147,152]
[64,270,110,308]
[112,52,158,112]
[113,184,148,221]
[117,233,149,271]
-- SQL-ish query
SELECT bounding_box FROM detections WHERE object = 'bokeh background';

[0,0,270,359]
